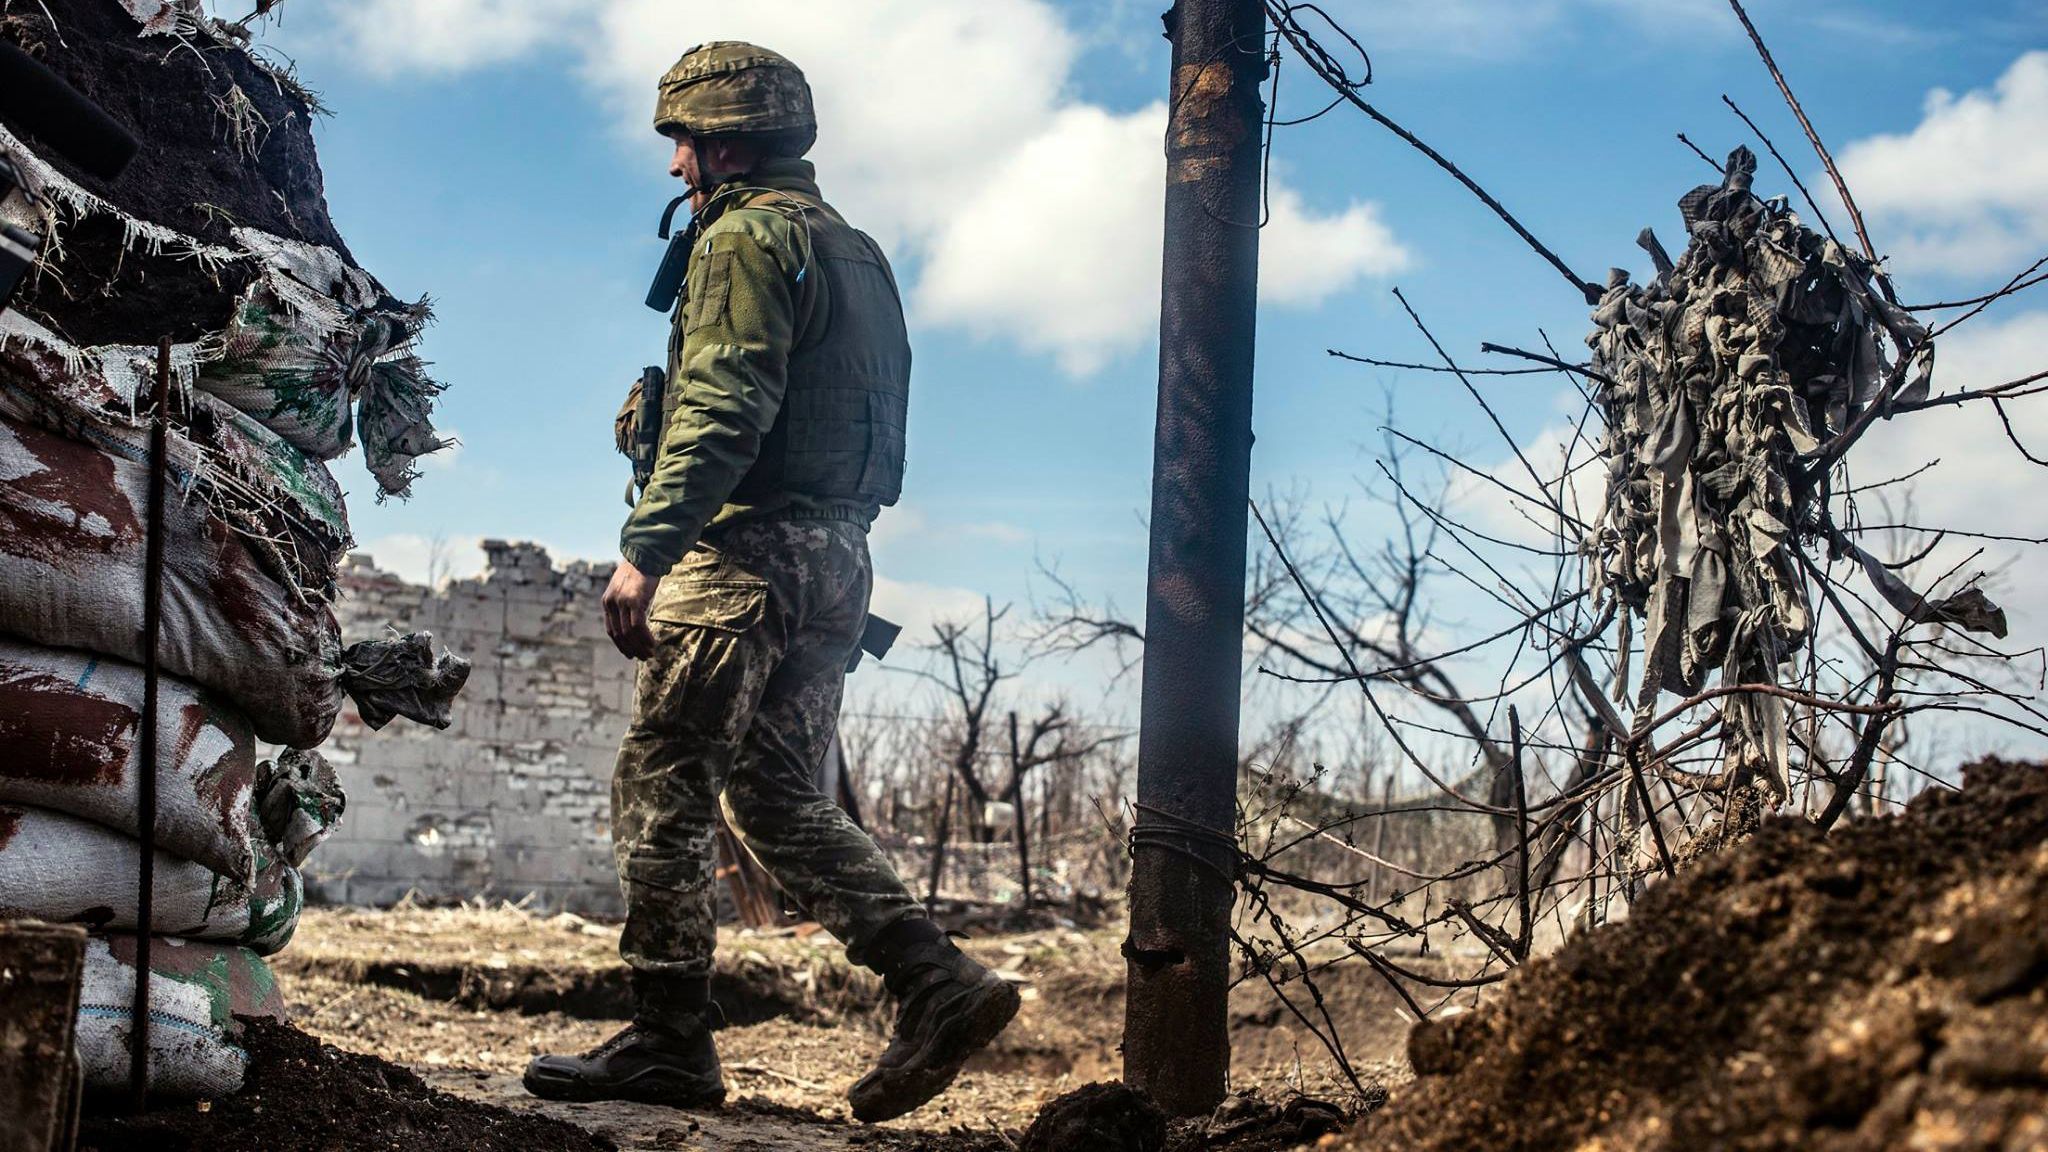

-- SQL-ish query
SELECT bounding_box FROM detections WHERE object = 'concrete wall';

[305,542,634,915]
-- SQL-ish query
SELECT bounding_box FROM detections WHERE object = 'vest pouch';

[683,248,732,335]
[856,390,905,504]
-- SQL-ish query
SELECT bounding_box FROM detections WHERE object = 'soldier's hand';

[604,558,660,660]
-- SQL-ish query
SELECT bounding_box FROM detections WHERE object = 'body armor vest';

[664,187,911,512]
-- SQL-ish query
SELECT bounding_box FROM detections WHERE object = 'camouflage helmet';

[654,41,817,156]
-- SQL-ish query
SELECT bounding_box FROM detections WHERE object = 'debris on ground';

[1171,1092,1354,1151]
[1021,1082,1168,1152]
[1019,1083,1357,1152]
[1342,759,2048,1151]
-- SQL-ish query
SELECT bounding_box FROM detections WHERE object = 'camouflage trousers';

[612,518,924,983]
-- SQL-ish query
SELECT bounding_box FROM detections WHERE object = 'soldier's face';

[668,133,710,211]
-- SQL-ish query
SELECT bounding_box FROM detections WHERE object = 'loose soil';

[2,0,343,344]
[1016,1084,1351,1152]
[82,758,2046,1151]
[1345,759,2048,1152]
[77,1017,616,1152]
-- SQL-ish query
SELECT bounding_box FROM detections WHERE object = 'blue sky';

[255,0,2048,747]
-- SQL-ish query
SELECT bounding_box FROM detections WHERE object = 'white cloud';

[1837,51,2048,275]
[350,533,488,587]
[1841,311,2048,754]
[870,576,991,649]
[868,504,1027,550]
[1261,184,1411,307]
[331,0,585,78]
[865,505,929,554]
[1451,413,1608,551]
[961,520,1032,545]
[1855,310,2048,556]
[914,102,1163,375]
[918,103,1407,374]
[305,0,1407,375]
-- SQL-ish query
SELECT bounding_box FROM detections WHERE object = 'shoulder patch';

[702,204,809,277]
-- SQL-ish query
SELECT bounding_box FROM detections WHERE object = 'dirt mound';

[78,1018,615,1152]
[1021,1085,1353,1152]
[5,0,343,246]
[2,0,350,344]
[1346,759,2048,1152]
[1022,1082,1168,1152]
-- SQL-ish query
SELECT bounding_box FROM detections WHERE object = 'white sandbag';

[0,311,353,572]
[0,408,346,747]
[197,260,390,462]
[0,806,302,954]
[197,229,446,493]
[76,934,284,1100]
[0,638,257,881]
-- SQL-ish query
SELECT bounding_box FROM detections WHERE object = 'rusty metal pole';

[1123,0,1265,1117]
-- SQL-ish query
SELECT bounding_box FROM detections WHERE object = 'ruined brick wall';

[304,542,633,915]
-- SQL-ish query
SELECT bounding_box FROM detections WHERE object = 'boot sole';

[522,1063,727,1110]
[849,976,1022,1123]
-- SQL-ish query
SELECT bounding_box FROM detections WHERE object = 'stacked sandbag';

[0,747,344,1096]
[74,935,290,1100]
[0,639,257,878]
[0,374,348,748]
[0,806,305,954]
[0,0,471,1101]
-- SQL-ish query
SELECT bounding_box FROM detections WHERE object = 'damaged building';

[310,543,634,915]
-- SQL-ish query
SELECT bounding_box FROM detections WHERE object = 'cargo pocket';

[637,578,773,739]
[649,578,768,633]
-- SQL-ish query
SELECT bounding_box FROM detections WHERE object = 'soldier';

[523,43,1018,1122]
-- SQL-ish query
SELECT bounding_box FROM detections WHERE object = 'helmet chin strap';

[657,137,757,239]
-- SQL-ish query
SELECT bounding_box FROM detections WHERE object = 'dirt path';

[271,903,1416,1146]
[429,1073,1006,1152]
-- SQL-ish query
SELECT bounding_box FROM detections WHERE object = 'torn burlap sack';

[338,631,473,731]
[254,748,347,867]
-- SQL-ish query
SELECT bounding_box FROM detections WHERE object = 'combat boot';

[524,975,725,1108]
[849,923,1020,1123]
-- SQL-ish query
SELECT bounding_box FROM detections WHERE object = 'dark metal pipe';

[1123,0,1266,1117]
[129,337,171,1112]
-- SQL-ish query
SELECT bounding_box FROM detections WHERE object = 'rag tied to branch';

[1583,146,2004,802]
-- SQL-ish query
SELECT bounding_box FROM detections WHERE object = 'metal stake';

[129,336,171,1112]
[1122,0,1266,1117]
